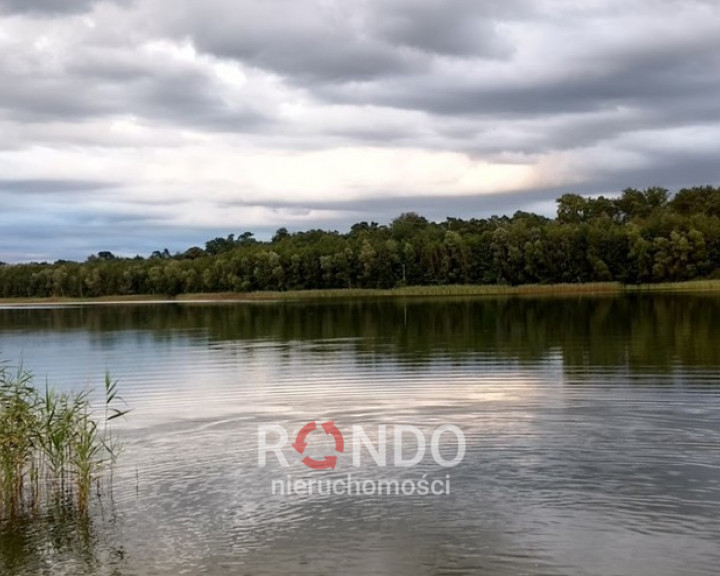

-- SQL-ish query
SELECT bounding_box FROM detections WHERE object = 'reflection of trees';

[0,505,127,576]
[1,295,719,371]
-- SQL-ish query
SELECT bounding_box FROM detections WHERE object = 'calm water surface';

[1,295,719,575]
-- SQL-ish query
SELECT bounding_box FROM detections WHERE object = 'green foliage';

[0,365,128,520]
[1,185,720,298]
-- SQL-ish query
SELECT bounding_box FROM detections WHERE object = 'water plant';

[0,364,129,520]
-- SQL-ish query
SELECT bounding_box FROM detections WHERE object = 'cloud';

[0,0,126,15]
[372,0,529,57]
[0,178,116,193]
[0,22,274,130]
[0,0,719,260]
[162,0,419,83]
[159,0,531,84]
[0,0,94,15]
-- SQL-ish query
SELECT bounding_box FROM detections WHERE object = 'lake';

[1,295,719,575]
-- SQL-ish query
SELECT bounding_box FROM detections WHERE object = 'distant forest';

[2,185,720,298]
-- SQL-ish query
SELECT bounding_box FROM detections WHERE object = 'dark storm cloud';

[158,0,720,156]
[0,0,127,15]
[127,68,270,132]
[0,49,271,131]
[373,0,529,58]
[185,17,423,83]
[322,32,720,119]
[176,0,527,83]
[0,0,95,14]
[3,0,718,147]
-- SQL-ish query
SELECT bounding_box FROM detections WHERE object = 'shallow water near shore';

[1,295,720,575]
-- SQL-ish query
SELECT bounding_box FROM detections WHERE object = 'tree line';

[1,185,719,298]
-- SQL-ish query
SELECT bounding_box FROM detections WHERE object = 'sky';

[1,0,719,262]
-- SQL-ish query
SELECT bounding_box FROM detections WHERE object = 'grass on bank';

[0,366,128,521]
[3,279,720,305]
[623,279,720,293]
[177,282,627,300]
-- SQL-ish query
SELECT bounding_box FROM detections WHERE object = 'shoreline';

[2,280,720,306]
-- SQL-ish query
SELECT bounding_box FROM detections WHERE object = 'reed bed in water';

[0,365,128,520]
[175,282,626,300]
[4,280,720,305]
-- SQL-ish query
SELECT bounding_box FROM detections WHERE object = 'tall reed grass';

[0,365,128,520]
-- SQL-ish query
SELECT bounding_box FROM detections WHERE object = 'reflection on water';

[1,295,720,575]
[2,294,720,368]
[0,507,126,576]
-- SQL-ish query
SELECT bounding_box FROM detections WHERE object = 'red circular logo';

[293,421,344,470]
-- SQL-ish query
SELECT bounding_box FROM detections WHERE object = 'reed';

[0,365,129,520]
[171,282,626,301]
[177,280,720,299]
[624,279,720,293]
